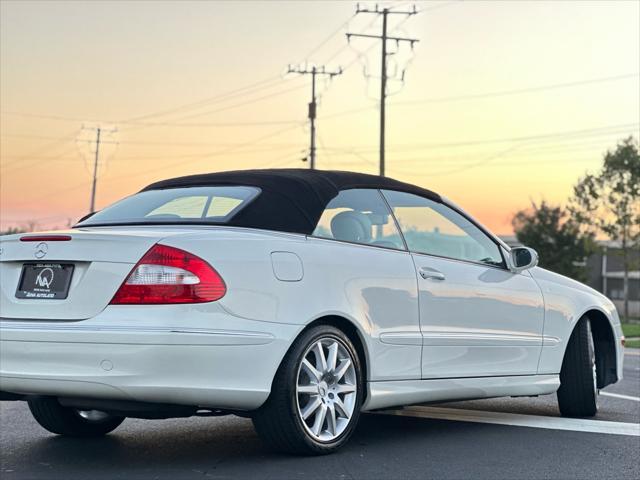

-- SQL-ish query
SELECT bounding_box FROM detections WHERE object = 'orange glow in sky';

[1,0,639,234]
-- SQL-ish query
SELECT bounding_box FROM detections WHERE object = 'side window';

[312,189,405,250]
[382,190,504,267]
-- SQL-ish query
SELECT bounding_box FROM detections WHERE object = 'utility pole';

[89,127,101,213]
[287,64,342,169]
[347,4,419,176]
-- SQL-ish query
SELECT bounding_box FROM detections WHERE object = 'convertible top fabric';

[142,169,441,235]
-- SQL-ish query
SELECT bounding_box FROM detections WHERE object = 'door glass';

[382,190,503,266]
[312,189,405,250]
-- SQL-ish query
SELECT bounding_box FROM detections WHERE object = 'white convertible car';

[0,169,624,454]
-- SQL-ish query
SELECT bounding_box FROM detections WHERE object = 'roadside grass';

[625,339,640,349]
[621,323,640,338]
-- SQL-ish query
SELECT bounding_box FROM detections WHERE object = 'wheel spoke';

[334,358,352,382]
[314,341,328,373]
[301,397,322,420]
[335,383,356,394]
[327,342,338,372]
[297,384,318,395]
[302,358,321,382]
[326,404,337,436]
[311,404,328,436]
[334,397,350,419]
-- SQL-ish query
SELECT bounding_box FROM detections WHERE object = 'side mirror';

[509,247,538,273]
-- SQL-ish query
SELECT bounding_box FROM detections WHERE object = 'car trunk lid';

[0,227,200,320]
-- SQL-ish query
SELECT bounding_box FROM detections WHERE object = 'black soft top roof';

[142,169,441,235]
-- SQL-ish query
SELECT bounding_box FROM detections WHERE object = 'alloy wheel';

[295,337,358,442]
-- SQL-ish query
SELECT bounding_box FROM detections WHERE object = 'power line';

[101,123,305,186]
[1,133,79,141]
[110,145,303,161]
[0,145,303,164]
[1,136,299,149]
[7,131,305,212]
[302,14,356,62]
[110,119,301,128]
[395,129,637,177]
[322,123,640,154]
[122,75,284,123]
[3,123,633,169]
[0,77,301,129]
[7,123,634,214]
[0,111,94,123]
[133,83,308,126]
[319,73,640,120]
[347,4,419,176]
[393,73,640,107]
[1,145,78,174]
[0,131,78,168]
[6,71,634,129]
[384,139,632,164]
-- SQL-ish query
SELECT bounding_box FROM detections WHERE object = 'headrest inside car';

[330,211,372,243]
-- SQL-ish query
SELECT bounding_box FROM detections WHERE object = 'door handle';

[419,267,445,281]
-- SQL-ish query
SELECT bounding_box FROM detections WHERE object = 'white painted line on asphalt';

[624,350,640,356]
[379,406,640,437]
[601,391,640,402]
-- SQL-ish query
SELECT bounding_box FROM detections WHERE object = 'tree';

[0,226,26,236]
[570,136,640,320]
[512,201,595,281]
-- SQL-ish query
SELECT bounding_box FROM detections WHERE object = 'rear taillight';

[110,244,226,304]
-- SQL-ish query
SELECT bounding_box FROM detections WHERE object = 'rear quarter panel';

[160,228,422,381]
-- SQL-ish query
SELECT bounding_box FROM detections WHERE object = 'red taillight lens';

[110,244,226,304]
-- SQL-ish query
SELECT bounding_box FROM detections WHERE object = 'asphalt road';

[1,352,638,480]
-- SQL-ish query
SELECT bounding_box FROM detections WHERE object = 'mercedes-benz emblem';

[34,242,48,259]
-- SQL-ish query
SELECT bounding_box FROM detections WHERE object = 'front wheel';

[557,317,599,417]
[28,397,125,437]
[252,325,364,455]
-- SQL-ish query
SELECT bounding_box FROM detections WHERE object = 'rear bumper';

[0,305,301,410]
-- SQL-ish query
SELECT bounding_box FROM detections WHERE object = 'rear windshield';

[77,186,260,227]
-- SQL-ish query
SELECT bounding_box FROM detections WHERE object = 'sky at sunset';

[1,0,639,234]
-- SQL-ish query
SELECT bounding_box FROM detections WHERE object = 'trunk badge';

[34,242,48,259]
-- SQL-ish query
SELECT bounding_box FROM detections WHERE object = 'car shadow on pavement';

[9,413,639,480]
[13,414,454,477]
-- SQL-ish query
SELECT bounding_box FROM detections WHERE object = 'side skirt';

[362,374,560,411]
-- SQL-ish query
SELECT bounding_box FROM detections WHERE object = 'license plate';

[15,263,74,300]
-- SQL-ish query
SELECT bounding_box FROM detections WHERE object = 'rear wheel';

[28,397,125,436]
[252,325,363,455]
[557,317,599,417]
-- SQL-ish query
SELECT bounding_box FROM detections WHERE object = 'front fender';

[530,268,623,382]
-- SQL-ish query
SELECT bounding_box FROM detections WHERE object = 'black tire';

[252,325,364,455]
[557,317,599,417]
[28,397,125,437]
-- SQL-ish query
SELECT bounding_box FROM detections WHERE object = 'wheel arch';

[305,315,370,388]
[565,308,619,388]
[269,314,371,406]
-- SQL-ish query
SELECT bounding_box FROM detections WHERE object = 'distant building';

[499,235,522,248]
[500,236,639,318]
[586,241,639,318]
